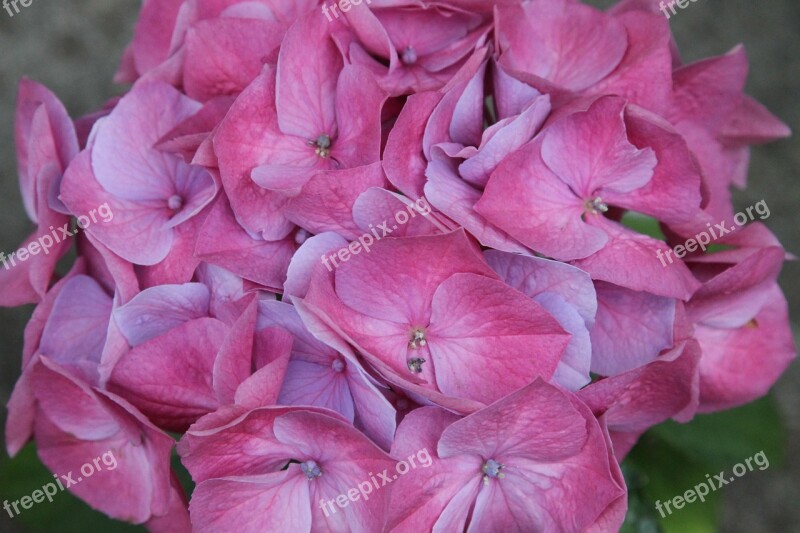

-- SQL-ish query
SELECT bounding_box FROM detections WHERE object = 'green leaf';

[620,212,666,240]
[626,434,720,533]
[171,447,195,500]
[648,396,785,470]
[624,394,786,533]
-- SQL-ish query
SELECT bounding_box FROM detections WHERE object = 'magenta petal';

[284,232,349,299]
[284,163,388,239]
[5,356,38,457]
[572,216,701,300]
[60,149,175,266]
[476,142,607,260]
[688,246,784,328]
[39,275,112,383]
[424,159,529,253]
[541,97,656,196]
[429,273,569,403]
[33,358,119,440]
[234,327,293,409]
[279,361,354,420]
[590,282,676,376]
[383,91,442,199]
[184,18,282,102]
[92,80,202,200]
[498,0,627,91]
[459,94,551,187]
[213,298,259,405]
[15,79,79,220]
[189,472,312,533]
[213,68,296,239]
[32,358,174,522]
[352,188,444,238]
[331,65,386,167]
[114,283,210,346]
[276,12,341,139]
[588,11,673,113]
[579,340,701,458]
[194,195,295,291]
[334,230,495,324]
[696,286,796,412]
[108,317,228,431]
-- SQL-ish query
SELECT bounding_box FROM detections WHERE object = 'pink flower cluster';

[3,0,796,531]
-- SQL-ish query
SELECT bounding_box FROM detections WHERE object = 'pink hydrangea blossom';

[2,0,795,530]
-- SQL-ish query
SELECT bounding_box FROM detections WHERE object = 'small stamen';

[407,358,426,374]
[409,328,427,350]
[482,459,505,485]
[295,229,310,245]
[585,197,608,214]
[168,195,184,211]
[300,460,322,480]
[310,134,332,158]
[331,358,346,373]
[401,46,418,65]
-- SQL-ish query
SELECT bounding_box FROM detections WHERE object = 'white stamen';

[401,46,418,65]
[409,328,427,350]
[310,134,332,158]
[482,459,505,485]
[301,460,322,480]
[168,195,183,211]
[585,197,608,214]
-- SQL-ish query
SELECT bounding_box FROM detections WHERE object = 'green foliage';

[620,212,666,240]
[623,395,785,533]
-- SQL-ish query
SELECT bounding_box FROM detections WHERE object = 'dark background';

[0,1,797,531]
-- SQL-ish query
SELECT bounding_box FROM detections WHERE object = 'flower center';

[295,229,310,245]
[409,328,427,350]
[310,134,332,158]
[331,358,346,373]
[401,46,418,65]
[584,196,608,214]
[301,460,322,480]
[168,195,184,211]
[482,459,505,485]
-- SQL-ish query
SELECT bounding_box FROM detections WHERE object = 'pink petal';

[498,0,627,91]
[184,18,282,102]
[572,216,701,300]
[114,283,210,346]
[429,273,569,403]
[541,97,656,197]
[108,317,228,431]
[589,282,676,376]
[276,12,341,139]
[476,142,607,260]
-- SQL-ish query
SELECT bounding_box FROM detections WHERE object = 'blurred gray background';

[0,0,797,531]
